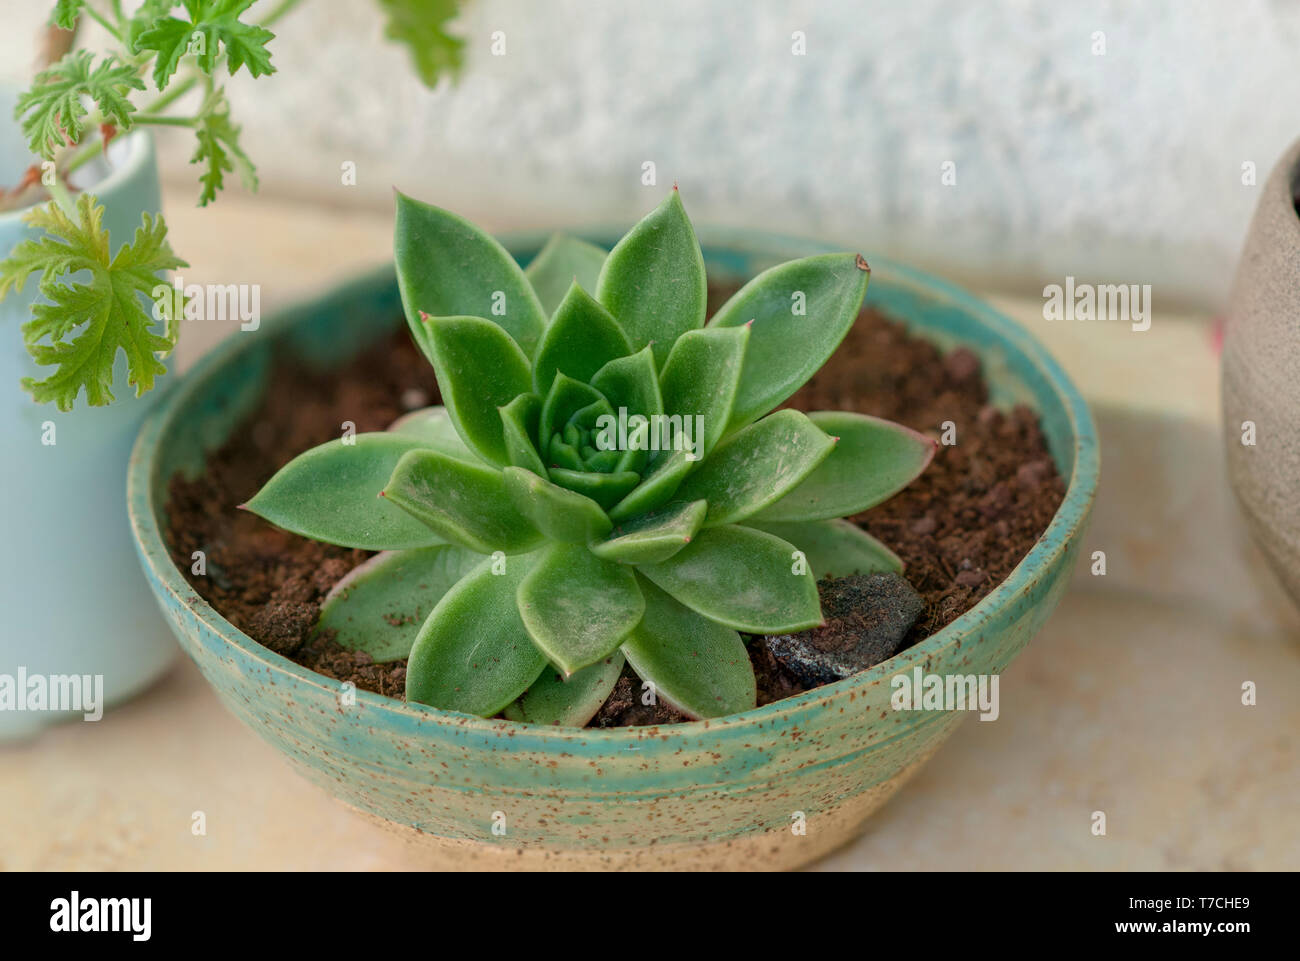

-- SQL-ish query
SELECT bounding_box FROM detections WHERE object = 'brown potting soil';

[164,289,1066,726]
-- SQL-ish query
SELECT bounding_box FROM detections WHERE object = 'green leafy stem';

[245,190,938,725]
[1,0,467,409]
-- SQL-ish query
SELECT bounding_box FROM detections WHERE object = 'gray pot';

[1223,137,1300,606]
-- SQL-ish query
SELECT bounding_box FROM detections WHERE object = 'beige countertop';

[2,191,1296,871]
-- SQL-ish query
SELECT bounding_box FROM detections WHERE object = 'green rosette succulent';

[246,189,936,724]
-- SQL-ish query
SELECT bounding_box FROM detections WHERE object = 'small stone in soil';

[760,573,925,687]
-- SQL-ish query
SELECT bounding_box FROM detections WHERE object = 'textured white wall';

[3,0,1299,306]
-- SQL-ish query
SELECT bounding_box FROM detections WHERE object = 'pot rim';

[127,233,1099,742]
[0,123,155,228]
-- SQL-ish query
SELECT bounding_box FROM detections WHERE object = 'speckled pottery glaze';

[127,230,1098,870]
[1223,136,1300,608]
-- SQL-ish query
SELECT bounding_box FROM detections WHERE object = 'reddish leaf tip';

[234,503,248,511]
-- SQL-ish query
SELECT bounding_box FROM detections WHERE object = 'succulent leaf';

[251,190,936,721]
[675,409,836,526]
[658,325,750,458]
[607,449,696,521]
[639,525,821,633]
[595,190,707,367]
[406,553,548,714]
[498,393,548,475]
[621,576,756,719]
[589,345,663,422]
[386,404,475,461]
[317,545,485,662]
[246,434,447,550]
[422,314,532,466]
[531,282,631,396]
[589,500,707,565]
[524,234,607,316]
[517,544,646,675]
[752,411,937,522]
[394,191,547,358]
[538,373,608,457]
[546,468,641,510]
[709,253,871,430]
[502,467,613,543]
[505,652,625,727]
[383,449,545,554]
[745,519,902,578]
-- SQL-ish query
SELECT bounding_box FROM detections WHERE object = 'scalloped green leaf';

[317,545,485,662]
[505,652,625,727]
[595,190,707,367]
[245,434,446,550]
[621,576,755,719]
[394,191,546,357]
[382,449,544,554]
[517,544,645,675]
[752,410,937,522]
[708,252,871,429]
[590,500,706,564]
[638,524,821,634]
[745,519,902,578]
[532,282,631,396]
[524,234,607,316]
[499,393,547,475]
[423,315,532,466]
[386,404,474,462]
[502,466,613,544]
[406,553,548,714]
[675,409,836,526]
[658,325,749,458]
[607,449,696,521]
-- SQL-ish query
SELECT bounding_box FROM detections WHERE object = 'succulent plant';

[245,189,936,724]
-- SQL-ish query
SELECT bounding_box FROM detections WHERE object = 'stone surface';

[763,573,924,686]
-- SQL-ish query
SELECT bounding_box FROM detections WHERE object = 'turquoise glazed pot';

[127,231,1098,870]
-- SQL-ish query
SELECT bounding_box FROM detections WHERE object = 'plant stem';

[82,3,124,42]
[49,0,303,192]
[62,139,105,177]
[132,115,197,128]
[45,177,76,216]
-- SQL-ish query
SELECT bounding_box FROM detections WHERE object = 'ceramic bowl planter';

[127,231,1098,870]
[0,86,175,741]
[1223,136,1300,608]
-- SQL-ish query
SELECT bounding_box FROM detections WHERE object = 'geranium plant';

[246,189,936,724]
[0,0,465,409]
